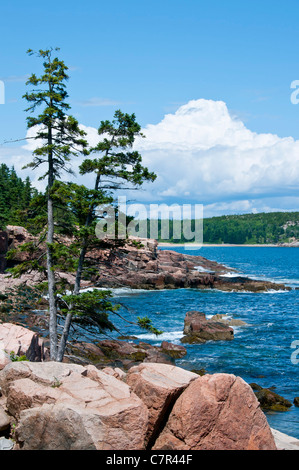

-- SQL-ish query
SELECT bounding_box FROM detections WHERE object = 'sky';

[1,0,299,218]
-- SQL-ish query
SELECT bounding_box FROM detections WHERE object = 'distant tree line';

[1,166,298,246]
[147,212,299,244]
[0,164,38,229]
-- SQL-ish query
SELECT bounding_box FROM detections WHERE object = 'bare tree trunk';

[47,194,58,360]
[56,173,102,361]
[56,243,87,361]
[47,121,58,361]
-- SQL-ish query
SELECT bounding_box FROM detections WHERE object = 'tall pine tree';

[55,110,157,361]
[23,48,88,360]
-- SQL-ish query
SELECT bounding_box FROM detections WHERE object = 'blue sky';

[1,0,299,217]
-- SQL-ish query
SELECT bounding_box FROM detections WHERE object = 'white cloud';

[131,99,299,214]
[1,98,299,217]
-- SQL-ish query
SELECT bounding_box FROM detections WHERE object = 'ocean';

[106,246,299,439]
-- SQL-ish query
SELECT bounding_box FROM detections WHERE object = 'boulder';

[0,323,49,368]
[0,361,279,450]
[181,310,234,344]
[152,373,277,450]
[126,363,198,447]
[0,350,10,371]
[0,406,10,432]
[160,341,187,359]
[1,362,148,450]
[0,437,14,450]
[67,339,176,369]
[271,428,299,450]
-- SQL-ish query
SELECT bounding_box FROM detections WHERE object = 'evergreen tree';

[5,50,161,362]
[55,110,157,361]
[0,164,37,228]
[23,48,88,360]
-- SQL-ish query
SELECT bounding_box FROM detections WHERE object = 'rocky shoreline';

[0,226,292,294]
[0,355,284,450]
[0,337,298,450]
[1,226,298,450]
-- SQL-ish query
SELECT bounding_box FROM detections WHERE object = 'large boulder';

[0,323,49,369]
[152,373,277,450]
[1,361,148,450]
[0,361,279,450]
[126,363,198,447]
[181,310,234,344]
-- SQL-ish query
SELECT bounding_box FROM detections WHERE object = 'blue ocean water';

[107,246,299,439]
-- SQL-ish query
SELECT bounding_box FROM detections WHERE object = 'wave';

[219,272,249,278]
[212,288,289,294]
[194,265,214,273]
[134,330,184,343]
[80,286,160,297]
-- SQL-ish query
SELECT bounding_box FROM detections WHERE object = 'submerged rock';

[250,383,292,411]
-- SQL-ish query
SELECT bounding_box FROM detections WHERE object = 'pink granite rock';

[126,363,198,447]
[0,323,49,368]
[181,310,234,343]
[152,373,277,450]
[1,361,148,450]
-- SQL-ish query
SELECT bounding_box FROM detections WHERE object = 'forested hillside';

[153,212,299,244]
[0,164,38,229]
[202,212,299,244]
[1,164,298,245]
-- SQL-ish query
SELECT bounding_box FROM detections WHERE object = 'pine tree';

[23,48,88,360]
[0,164,37,228]
[55,110,157,361]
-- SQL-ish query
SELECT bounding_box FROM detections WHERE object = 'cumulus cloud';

[1,98,298,217]
[131,99,299,215]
